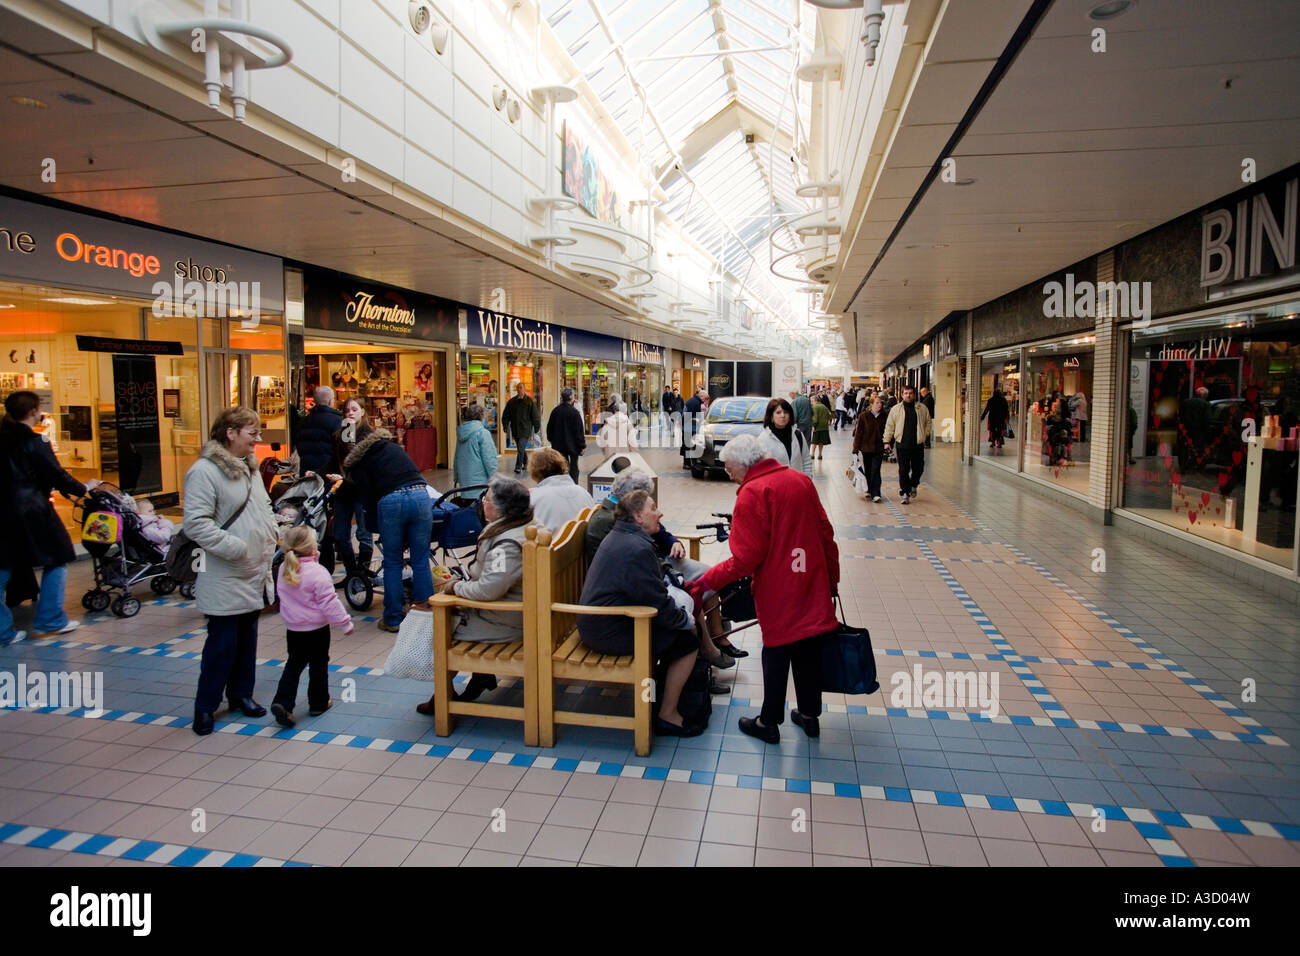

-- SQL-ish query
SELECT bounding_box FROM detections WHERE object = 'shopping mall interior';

[0,0,1297,900]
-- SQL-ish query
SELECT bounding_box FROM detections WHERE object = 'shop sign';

[1063,357,1080,368]
[76,335,184,356]
[1201,176,1297,290]
[304,268,458,343]
[0,194,284,310]
[469,308,559,353]
[566,327,622,361]
[1154,335,1235,362]
[624,340,664,365]
[775,360,802,396]
[691,357,701,368]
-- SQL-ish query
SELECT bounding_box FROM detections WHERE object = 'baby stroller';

[342,484,486,611]
[270,471,341,604]
[76,483,181,618]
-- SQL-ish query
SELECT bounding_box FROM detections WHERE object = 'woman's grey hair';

[461,403,485,422]
[719,433,769,470]
[610,469,654,498]
[487,474,532,522]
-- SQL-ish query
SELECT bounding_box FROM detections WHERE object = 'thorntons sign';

[469,308,559,353]
[303,268,457,342]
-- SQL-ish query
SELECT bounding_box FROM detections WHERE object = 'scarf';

[771,422,793,457]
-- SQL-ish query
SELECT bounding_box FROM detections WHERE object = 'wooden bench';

[428,543,539,746]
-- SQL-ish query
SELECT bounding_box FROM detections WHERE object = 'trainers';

[37,621,79,636]
[3,630,26,646]
[872,495,882,503]
[901,494,910,504]
[377,621,400,633]
[271,702,296,728]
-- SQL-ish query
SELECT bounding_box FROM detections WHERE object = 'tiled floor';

[1,432,1298,867]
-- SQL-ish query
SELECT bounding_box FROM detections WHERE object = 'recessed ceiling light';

[346,209,363,216]
[10,96,47,109]
[1089,0,1135,20]
[44,295,115,305]
[58,91,94,105]
[954,177,976,186]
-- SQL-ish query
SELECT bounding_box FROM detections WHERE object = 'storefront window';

[580,360,618,433]
[1023,338,1095,495]
[623,362,662,429]
[1123,303,1299,569]
[462,350,499,437]
[977,351,1022,466]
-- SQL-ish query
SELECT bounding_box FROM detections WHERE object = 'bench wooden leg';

[432,607,454,738]
[538,659,556,748]
[633,618,652,757]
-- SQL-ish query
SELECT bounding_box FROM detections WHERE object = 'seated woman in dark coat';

[578,490,702,737]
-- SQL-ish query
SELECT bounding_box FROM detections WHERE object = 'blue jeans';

[377,485,435,627]
[0,565,69,642]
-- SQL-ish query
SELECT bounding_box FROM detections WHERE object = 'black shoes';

[193,710,214,736]
[654,716,704,738]
[271,702,296,728]
[715,641,748,659]
[309,699,333,717]
[452,673,498,702]
[791,709,820,738]
[708,678,730,695]
[228,697,267,718]
[738,715,779,744]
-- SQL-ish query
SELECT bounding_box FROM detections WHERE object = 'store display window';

[1123,302,1299,569]
[977,351,1022,467]
[1024,338,1095,495]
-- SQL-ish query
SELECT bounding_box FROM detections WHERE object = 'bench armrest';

[676,532,705,561]
[428,593,524,613]
[551,603,657,619]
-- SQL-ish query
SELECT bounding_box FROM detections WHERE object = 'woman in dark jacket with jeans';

[0,391,97,644]
[338,428,432,632]
[579,490,701,737]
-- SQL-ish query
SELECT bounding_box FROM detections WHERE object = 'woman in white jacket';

[756,397,811,474]
[597,398,639,454]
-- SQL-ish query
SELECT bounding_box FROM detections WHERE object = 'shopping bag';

[383,609,435,682]
[821,598,879,696]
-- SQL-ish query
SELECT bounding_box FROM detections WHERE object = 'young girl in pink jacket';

[273,526,353,727]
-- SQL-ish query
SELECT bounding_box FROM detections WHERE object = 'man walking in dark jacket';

[502,383,541,475]
[546,387,587,482]
[681,386,707,460]
[920,386,936,448]
[295,386,342,476]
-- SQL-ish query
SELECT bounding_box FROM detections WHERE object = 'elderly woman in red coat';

[685,432,840,743]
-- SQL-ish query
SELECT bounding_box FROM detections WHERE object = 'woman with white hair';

[685,432,840,744]
[597,397,639,454]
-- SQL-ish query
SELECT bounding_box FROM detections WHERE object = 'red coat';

[698,458,839,647]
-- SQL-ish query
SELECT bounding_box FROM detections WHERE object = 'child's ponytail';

[280,526,318,588]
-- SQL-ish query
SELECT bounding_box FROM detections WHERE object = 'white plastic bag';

[383,608,435,682]
[851,452,870,497]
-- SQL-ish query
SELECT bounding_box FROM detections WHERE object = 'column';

[1088,250,1118,520]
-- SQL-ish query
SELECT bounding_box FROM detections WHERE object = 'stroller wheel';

[87,589,112,613]
[151,575,176,595]
[81,591,95,610]
[344,574,373,611]
[179,582,196,600]
[111,595,141,618]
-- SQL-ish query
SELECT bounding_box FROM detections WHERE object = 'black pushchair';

[76,483,181,618]
[693,512,757,635]
[342,484,487,611]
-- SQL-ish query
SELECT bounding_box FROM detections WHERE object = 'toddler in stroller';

[78,483,181,617]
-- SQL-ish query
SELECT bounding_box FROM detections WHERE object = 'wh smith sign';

[624,340,664,364]
[468,308,559,353]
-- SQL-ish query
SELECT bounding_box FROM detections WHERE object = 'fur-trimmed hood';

[201,439,257,480]
[342,428,392,472]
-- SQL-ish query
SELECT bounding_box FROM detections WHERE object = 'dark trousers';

[862,452,884,497]
[274,625,331,712]
[565,451,580,483]
[196,610,261,714]
[513,436,529,473]
[334,498,374,576]
[760,634,824,727]
[897,445,925,495]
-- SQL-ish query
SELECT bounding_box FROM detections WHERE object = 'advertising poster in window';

[111,354,162,494]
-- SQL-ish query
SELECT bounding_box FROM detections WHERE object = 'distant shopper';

[597,397,639,454]
[295,386,342,476]
[183,406,279,735]
[453,403,498,497]
[681,386,708,459]
[810,396,832,460]
[1044,398,1073,467]
[980,389,1010,453]
[1073,391,1090,443]
[528,447,594,532]
[758,397,811,474]
[272,526,354,728]
[920,386,936,448]
[0,390,99,646]
[502,382,540,475]
[546,387,587,482]
[852,394,887,501]
[834,391,848,431]
[1178,385,1209,471]
[328,399,374,576]
[686,434,839,745]
[791,389,813,447]
[882,385,931,504]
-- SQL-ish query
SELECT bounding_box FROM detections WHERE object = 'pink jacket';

[277,554,353,633]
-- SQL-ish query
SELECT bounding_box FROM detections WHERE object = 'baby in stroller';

[134,499,176,555]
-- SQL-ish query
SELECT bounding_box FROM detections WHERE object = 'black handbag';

[821,597,879,696]
[165,477,253,584]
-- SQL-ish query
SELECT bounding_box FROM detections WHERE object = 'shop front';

[0,191,285,536]
[298,267,457,472]
[564,328,622,435]
[622,338,666,421]
[464,306,560,453]
[673,351,706,398]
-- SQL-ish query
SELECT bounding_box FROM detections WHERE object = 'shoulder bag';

[165,475,253,584]
[821,596,879,696]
